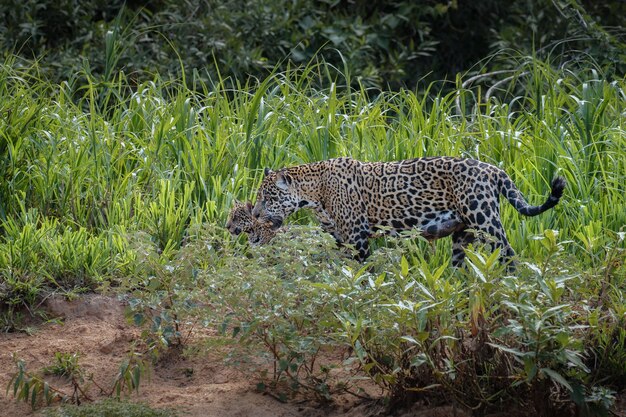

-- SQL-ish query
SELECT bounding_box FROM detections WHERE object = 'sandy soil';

[0,295,467,417]
[1,295,624,417]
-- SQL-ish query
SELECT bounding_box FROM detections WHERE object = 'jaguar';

[225,200,277,245]
[251,157,566,268]
[226,200,463,246]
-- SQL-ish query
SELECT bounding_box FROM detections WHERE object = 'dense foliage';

[1,0,624,89]
[1,0,625,415]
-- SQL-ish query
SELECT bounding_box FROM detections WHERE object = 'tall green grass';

[2,54,624,247]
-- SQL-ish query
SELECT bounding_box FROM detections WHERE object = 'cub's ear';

[276,171,291,190]
[264,168,273,177]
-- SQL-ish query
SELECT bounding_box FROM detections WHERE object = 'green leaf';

[43,382,50,403]
[541,368,572,392]
[564,349,590,373]
[133,366,141,392]
[487,342,527,358]
[21,380,30,401]
[401,256,409,277]
[410,353,429,368]
[467,259,486,283]
[523,357,537,381]
[401,335,418,344]
[569,381,586,406]
[354,340,367,362]
[133,312,145,326]
[416,332,430,342]
[31,384,37,409]
[374,272,386,287]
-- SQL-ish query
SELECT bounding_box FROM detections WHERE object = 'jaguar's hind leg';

[459,209,516,270]
[451,230,475,267]
[454,181,518,270]
[452,228,517,271]
[473,217,516,270]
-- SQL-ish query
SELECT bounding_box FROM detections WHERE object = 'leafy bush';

[342,231,622,415]
[0,210,123,325]
[202,226,362,401]
[117,220,624,414]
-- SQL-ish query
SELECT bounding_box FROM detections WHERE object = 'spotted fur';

[226,200,277,245]
[252,157,566,268]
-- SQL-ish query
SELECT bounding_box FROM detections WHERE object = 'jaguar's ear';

[276,171,291,190]
[264,168,273,177]
[245,201,253,212]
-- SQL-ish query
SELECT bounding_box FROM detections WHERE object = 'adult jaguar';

[226,200,277,245]
[226,200,464,245]
[251,157,566,268]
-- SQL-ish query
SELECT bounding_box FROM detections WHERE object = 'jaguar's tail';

[499,174,566,217]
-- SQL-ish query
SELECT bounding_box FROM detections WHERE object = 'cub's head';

[252,168,300,230]
[226,200,277,245]
[225,200,255,236]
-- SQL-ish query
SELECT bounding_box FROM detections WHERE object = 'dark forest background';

[2,0,624,90]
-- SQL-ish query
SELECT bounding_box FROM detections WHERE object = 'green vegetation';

[1,0,625,415]
[8,348,148,409]
[2,0,624,89]
[44,399,176,417]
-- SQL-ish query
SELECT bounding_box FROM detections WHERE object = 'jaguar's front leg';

[314,207,342,244]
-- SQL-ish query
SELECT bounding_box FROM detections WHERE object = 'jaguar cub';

[252,157,566,268]
[226,200,277,245]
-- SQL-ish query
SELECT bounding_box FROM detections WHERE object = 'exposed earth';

[0,295,460,417]
[1,295,624,417]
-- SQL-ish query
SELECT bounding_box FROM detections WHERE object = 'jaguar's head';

[252,168,301,230]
